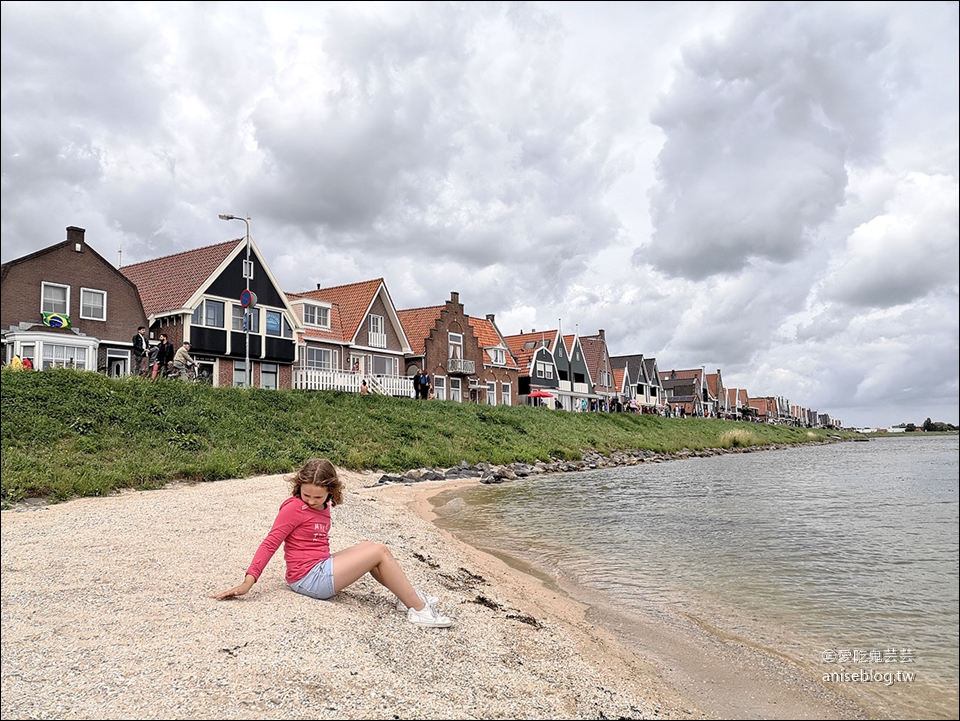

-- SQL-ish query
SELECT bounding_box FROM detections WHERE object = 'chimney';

[486,313,495,323]
[317,283,322,290]
[599,329,605,340]
[450,291,459,305]
[67,226,85,252]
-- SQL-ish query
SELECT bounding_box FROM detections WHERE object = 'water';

[431,436,959,719]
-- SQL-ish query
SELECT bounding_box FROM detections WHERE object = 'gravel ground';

[2,466,875,720]
[2,469,707,720]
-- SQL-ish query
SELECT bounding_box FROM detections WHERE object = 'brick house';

[1,226,148,374]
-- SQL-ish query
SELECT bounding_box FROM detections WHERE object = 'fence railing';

[293,369,415,397]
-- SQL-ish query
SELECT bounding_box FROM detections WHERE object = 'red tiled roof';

[504,330,556,376]
[467,316,518,369]
[285,291,349,343]
[291,278,385,344]
[396,306,443,356]
[578,335,607,385]
[120,239,240,316]
[613,367,625,391]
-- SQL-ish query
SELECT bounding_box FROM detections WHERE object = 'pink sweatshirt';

[246,496,332,584]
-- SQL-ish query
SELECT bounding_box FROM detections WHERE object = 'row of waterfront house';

[1,226,839,427]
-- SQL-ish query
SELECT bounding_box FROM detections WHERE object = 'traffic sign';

[240,289,258,308]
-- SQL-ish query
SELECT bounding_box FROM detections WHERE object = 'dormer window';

[488,347,505,365]
[304,303,330,329]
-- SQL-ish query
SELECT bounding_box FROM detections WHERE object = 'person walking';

[213,458,452,628]
[132,326,150,376]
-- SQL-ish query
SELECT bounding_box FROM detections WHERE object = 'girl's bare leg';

[331,541,424,610]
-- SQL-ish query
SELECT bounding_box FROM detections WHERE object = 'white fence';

[293,369,415,398]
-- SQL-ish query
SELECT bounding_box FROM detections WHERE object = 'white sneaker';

[407,603,453,628]
[396,588,439,612]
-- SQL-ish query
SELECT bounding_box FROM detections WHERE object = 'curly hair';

[287,458,343,508]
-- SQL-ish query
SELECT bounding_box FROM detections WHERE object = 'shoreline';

[394,477,872,721]
[2,465,871,720]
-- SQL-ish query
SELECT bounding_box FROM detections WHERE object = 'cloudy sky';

[2,1,957,427]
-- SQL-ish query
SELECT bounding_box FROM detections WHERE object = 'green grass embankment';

[1,368,853,507]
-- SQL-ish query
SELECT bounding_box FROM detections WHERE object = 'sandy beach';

[1,467,869,720]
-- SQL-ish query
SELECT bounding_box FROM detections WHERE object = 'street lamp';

[219,213,253,387]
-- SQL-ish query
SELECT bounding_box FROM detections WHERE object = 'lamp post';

[218,213,252,387]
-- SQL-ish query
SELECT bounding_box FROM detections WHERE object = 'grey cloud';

[639,3,898,280]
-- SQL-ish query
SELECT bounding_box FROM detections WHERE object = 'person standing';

[132,326,150,376]
[413,369,422,399]
[419,371,431,400]
[153,333,174,379]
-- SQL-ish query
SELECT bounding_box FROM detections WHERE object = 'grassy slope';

[1,368,853,506]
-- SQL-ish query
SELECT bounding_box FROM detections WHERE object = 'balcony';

[368,331,387,348]
[446,357,475,375]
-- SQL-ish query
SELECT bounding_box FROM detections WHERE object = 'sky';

[2,1,957,428]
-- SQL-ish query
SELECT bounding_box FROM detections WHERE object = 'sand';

[1,468,869,720]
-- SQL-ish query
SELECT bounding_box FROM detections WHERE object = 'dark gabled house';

[120,237,299,388]
[1,226,148,374]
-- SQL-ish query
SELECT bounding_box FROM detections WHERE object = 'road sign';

[240,289,258,308]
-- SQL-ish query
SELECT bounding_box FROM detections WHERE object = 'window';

[41,343,87,370]
[41,282,69,314]
[433,376,446,401]
[488,347,505,365]
[306,347,336,371]
[486,381,496,405]
[372,355,398,376]
[261,363,278,390]
[233,360,248,387]
[192,299,225,328]
[536,361,553,379]
[80,288,106,321]
[232,305,259,332]
[304,304,330,328]
[448,332,463,359]
[501,383,511,406]
[368,315,386,348]
[449,377,461,402]
[266,310,292,338]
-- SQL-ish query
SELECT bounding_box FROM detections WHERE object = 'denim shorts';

[289,557,336,600]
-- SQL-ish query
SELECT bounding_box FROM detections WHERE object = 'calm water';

[431,435,959,719]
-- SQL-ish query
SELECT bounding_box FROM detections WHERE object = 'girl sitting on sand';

[213,458,452,628]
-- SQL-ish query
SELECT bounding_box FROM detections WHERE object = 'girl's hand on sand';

[212,585,248,600]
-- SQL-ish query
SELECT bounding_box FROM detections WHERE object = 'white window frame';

[304,304,331,329]
[41,343,88,370]
[306,346,337,371]
[79,287,107,321]
[233,305,260,332]
[448,332,463,359]
[261,362,278,390]
[41,282,69,315]
[488,347,505,365]
[449,377,462,402]
[486,381,497,405]
[233,360,248,387]
[501,383,511,406]
[433,375,446,401]
[372,354,398,376]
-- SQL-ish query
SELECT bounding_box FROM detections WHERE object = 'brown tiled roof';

[285,291,348,343]
[578,335,607,383]
[467,316,518,369]
[705,373,721,399]
[291,278,385,344]
[504,330,556,376]
[396,306,443,356]
[120,239,240,316]
[613,367,626,392]
[662,368,702,383]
